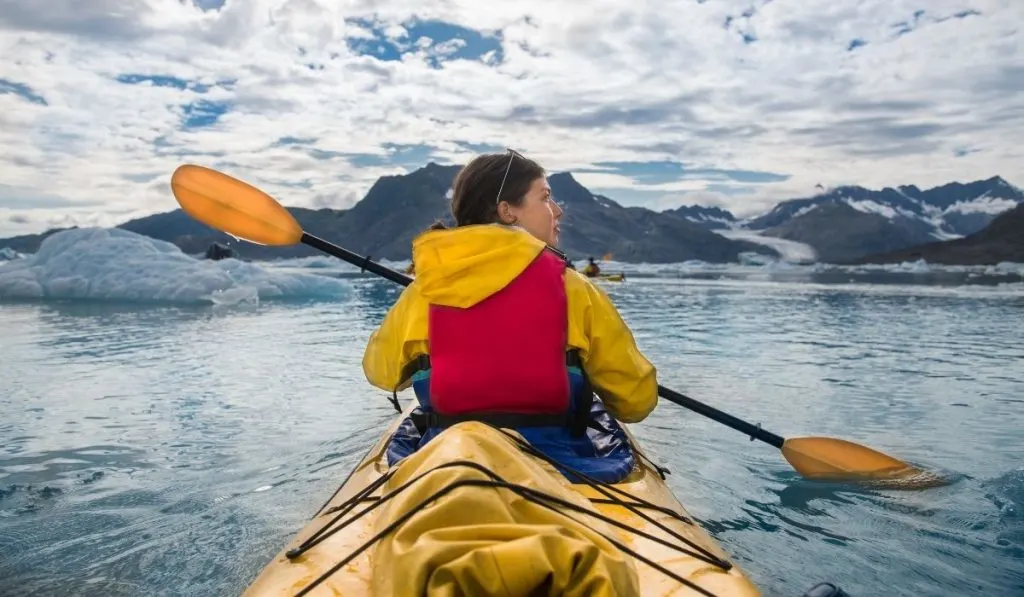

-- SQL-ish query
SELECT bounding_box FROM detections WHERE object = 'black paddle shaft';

[657,385,784,448]
[301,231,786,449]
[302,233,413,287]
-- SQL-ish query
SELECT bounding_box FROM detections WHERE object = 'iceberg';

[0,228,351,305]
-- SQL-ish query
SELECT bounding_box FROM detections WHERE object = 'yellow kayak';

[582,272,625,282]
[243,402,762,596]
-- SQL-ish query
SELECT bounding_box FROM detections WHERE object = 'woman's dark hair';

[430,152,546,230]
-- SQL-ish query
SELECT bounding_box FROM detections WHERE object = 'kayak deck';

[243,402,761,596]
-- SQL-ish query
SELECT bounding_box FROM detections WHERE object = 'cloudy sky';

[0,0,1020,237]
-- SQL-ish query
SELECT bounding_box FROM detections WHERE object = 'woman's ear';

[497,201,518,225]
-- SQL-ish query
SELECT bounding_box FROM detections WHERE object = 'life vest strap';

[401,351,583,382]
[409,410,573,431]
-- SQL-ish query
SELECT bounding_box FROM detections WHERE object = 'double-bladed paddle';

[170,163,943,488]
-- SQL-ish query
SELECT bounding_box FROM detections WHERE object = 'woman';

[362,150,658,482]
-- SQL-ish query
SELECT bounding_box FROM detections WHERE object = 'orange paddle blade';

[782,437,945,488]
[170,164,302,246]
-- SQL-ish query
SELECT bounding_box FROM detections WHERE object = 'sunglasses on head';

[492,148,564,214]
[495,148,526,206]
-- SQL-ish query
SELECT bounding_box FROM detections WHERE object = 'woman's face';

[501,177,563,246]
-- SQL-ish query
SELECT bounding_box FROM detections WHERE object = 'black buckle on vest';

[544,244,570,265]
[399,354,431,386]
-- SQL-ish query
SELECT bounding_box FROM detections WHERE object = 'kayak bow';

[243,402,762,596]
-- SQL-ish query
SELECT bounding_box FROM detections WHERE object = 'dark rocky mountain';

[0,227,76,254]
[855,203,1024,265]
[118,209,235,254]
[332,163,461,259]
[663,205,737,230]
[0,163,777,263]
[548,173,773,262]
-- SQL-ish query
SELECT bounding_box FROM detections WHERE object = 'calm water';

[1,266,1023,596]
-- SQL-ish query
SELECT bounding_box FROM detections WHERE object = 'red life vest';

[427,249,569,416]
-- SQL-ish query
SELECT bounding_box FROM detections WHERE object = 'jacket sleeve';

[362,285,429,392]
[566,272,658,423]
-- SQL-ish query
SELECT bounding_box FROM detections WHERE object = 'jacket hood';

[411,224,549,308]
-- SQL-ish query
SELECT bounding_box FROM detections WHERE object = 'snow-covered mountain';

[746,176,1022,238]
[731,176,1023,263]
[856,202,1024,265]
[663,205,737,230]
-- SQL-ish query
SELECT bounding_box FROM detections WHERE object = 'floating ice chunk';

[0,227,351,304]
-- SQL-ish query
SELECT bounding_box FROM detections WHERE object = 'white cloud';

[0,0,1020,237]
[572,172,710,193]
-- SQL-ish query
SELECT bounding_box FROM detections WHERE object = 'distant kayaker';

[581,256,601,277]
[362,150,658,483]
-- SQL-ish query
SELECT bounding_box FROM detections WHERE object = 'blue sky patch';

[181,100,228,128]
[345,18,503,68]
[592,160,686,184]
[345,143,440,169]
[954,147,981,157]
[116,74,234,93]
[455,141,505,154]
[952,9,981,19]
[891,8,978,39]
[704,169,789,183]
[118,73,191,89]
[723,8,758,45]
[263,178,313,190]
[0,79,47,105]
[308,148,346,160]
[587,161,789,185]
[121,172,162,183]
[847,38,867,51]
[192,0,226,11]
[892,21,914,36]
[273,136,317,147]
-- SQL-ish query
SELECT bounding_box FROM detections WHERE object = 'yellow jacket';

[362,225,658,423]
